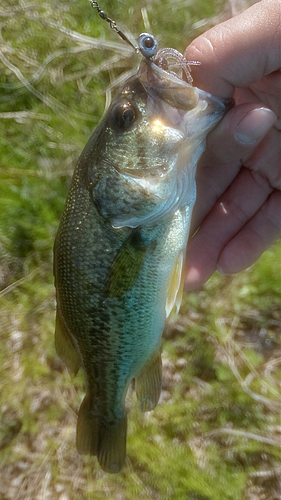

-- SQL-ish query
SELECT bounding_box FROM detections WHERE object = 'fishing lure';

[89,0,199,83]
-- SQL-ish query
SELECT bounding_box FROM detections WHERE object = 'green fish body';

[54,51,228,473]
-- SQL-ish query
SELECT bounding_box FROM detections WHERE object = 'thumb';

[184,0,280,98]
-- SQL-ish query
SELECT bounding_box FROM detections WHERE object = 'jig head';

[89,0,200,83]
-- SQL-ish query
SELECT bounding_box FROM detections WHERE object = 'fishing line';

[89,0,138,51]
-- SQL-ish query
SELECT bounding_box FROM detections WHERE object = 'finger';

[207,105,277,162]
[218,190,281,273]
[184,0,281,98]
[185,166,273,290]
[244,126,281,189]
[190,104,277,233]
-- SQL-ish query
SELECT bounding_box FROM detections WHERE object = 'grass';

[0,1,280,499]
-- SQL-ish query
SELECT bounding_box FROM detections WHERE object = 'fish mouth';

[138,59,232,135]
[139,58,235,116]
[138,59,199,111]
[224,97,235,112]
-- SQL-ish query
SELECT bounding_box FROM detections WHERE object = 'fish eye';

[139,33,158,58]
[111,102,138,130]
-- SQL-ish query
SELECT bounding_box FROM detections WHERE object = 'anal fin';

[55,306,81,375]
[135,347,162,412]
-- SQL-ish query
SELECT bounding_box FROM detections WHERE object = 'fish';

[53,32,231,473]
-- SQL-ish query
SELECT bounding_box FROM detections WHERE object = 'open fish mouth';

[138,57,232,138]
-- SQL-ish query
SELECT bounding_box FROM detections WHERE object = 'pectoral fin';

[55,306,81,375]
[107,230,150,298]
[165,250,185,318]
[135,347,162,412]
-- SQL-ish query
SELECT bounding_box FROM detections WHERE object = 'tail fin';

[98,418,127,473]
[76,393,127,473]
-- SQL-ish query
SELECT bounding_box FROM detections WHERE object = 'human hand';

[184,0,281,290]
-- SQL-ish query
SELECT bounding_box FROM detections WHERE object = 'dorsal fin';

[54,306,81,374]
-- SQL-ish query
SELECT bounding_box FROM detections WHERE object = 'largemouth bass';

[54,33,230,473]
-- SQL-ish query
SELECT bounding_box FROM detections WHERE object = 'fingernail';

[216,264,226,274]
[235,108,276,144]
